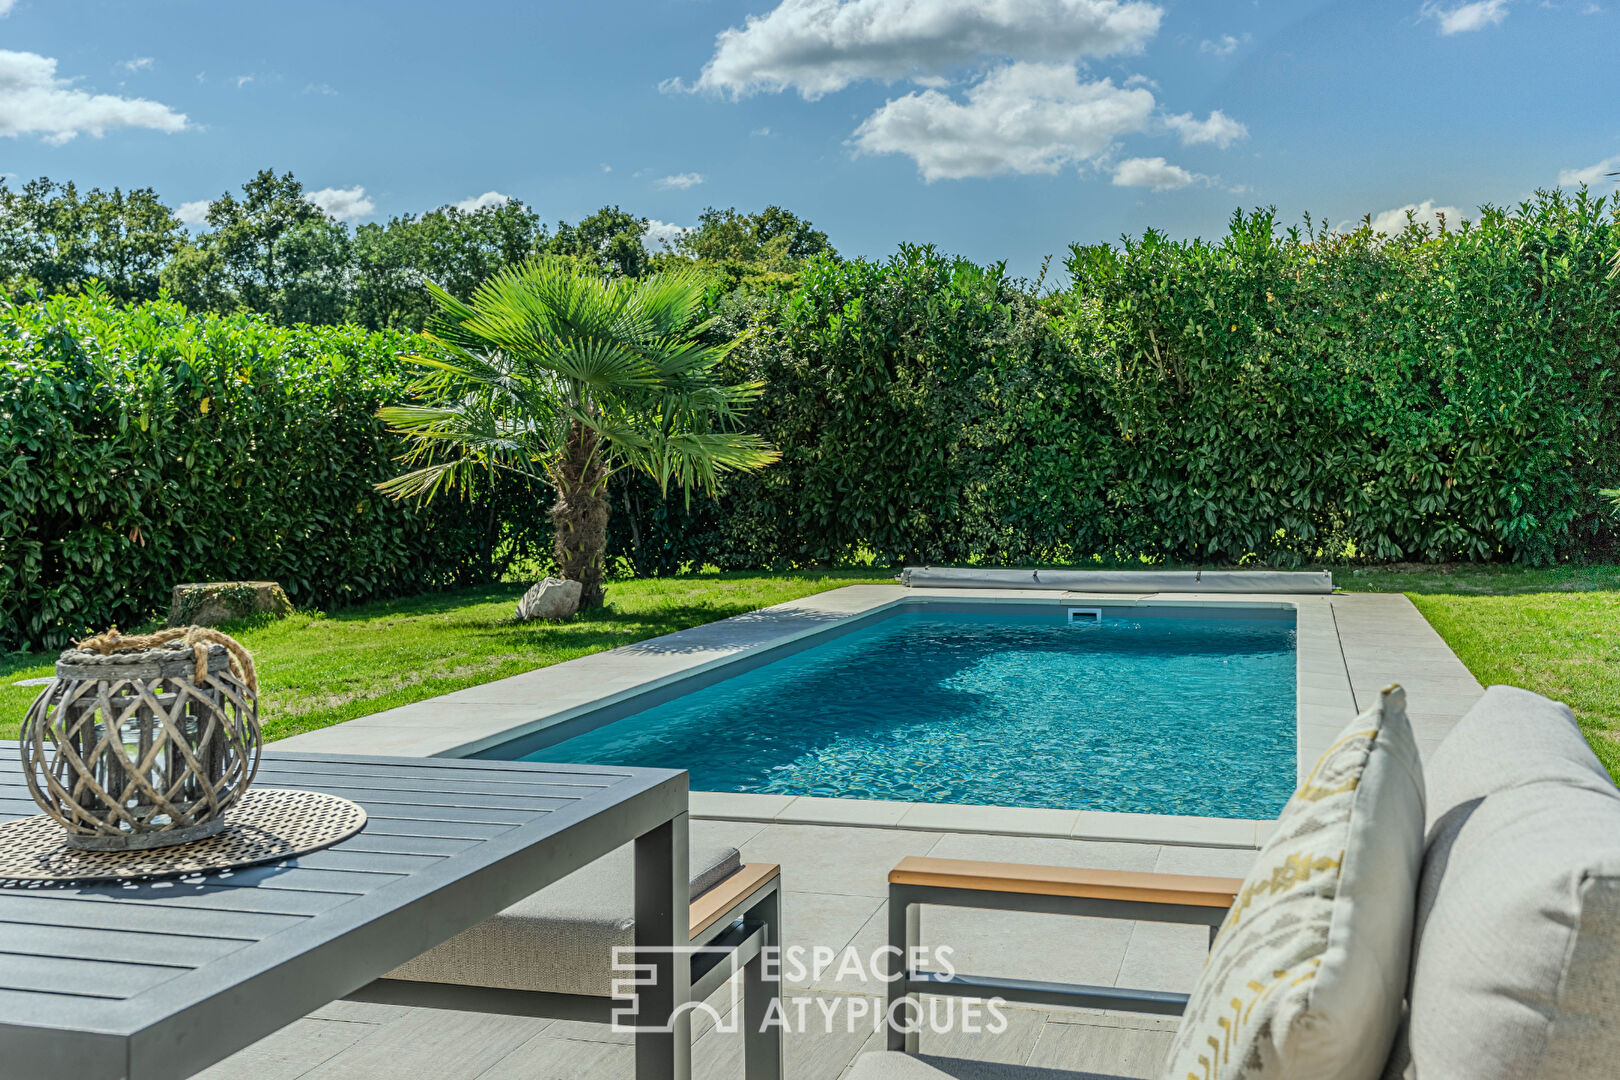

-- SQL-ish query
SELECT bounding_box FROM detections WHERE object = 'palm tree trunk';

[549,421,610,608]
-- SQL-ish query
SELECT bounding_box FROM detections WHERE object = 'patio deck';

[204,588,1482,1078]
[198,822,1254,1080]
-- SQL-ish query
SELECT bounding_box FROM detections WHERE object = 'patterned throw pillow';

[1161,686,1426,1080]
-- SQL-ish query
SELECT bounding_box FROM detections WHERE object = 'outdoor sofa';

[860,684,1620,1080]
[342,825,783,1080]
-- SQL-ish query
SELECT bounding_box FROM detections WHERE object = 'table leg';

[635,811,691,1080]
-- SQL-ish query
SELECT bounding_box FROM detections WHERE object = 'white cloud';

[303,82,337,96]
[453,190,511,212]
[305,185,375,221]
[1360,199,1465,234]
[644,219,691,251]
[234,74,253,88]
[1422,0,1510,34]
[0,50,189,144]
[0,1,15,15]
[1111,156,1204,191]
[601,163,612,172]
[1199,33,1246,55]
[752,126,772,136]
[1165,109,1247,148]
[120,57,154,73]
[656,172,705,189]
[691,0,1164,99]
[851,62,1155,181]
[1557,155,1620,187]
[176,199,212,226]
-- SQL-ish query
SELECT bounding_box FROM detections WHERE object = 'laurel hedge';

[0,291,535,651]
[613,190,1620,572]
[8,190,1618,650]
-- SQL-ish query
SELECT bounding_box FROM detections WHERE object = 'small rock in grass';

[516,577,583,622]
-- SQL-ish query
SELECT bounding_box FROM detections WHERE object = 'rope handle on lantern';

[71,626,259,697]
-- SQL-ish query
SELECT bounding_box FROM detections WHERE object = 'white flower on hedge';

[850,62,1155,181]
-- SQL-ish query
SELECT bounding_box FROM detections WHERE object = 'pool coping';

[276,584,1371,850]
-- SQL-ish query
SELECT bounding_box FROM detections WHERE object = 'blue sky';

[2,0,1616,275]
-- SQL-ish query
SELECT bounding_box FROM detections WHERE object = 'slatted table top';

[0,743,687,1080]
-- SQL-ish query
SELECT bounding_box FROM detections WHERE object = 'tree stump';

[168,582,293,628]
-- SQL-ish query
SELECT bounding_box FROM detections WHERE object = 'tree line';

[0,169,837,330]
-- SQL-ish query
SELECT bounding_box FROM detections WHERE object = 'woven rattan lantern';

[19,628,262,851]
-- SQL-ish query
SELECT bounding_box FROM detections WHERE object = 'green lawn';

[3,564,1615,781]
[0,571,890,742]
[1337,563,1620,779]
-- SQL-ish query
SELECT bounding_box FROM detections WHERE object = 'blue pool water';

[522,611,1297,818]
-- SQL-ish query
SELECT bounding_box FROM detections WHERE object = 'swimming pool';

[496,606,1297,819]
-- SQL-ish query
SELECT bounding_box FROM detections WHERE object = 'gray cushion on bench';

[386,840,741,997]
[1387,686,1620,1080]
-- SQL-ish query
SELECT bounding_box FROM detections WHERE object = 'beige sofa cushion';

[1387,686,1620,1079]
[1162,686,1425,1080]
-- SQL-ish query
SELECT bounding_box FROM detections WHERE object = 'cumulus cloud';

[1199,33,1247,56]
[1422,0,1510,34]
[656,172,705,189]
[305,185,375,221]
[120,57,154,73]
[176,199,212,226]
[1111,156,1204,191]
[644,220,691,251]
[0,1,16,15]
[1360,199,1465,234]
[1165,109,1247,148]
[691,0,1163,99]
[453,190,511,212]
[1557,155,1620,187]
[851,62,1156,181]
[0,50,189,144]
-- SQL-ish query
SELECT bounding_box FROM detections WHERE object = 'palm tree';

[376,257,778,608]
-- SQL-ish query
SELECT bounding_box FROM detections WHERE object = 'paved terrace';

[204,587,1481,1079]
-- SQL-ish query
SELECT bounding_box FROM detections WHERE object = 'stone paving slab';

[198,823,1257,1080]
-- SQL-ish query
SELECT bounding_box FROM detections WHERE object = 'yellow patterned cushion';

[1161,686,1426,1080]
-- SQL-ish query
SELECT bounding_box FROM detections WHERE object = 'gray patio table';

[0,745,693,1080]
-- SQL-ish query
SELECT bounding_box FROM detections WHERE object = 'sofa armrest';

[889,855,1241,909]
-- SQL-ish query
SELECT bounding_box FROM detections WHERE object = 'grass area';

[1336,563,1620,779]
[0,571,890,742]
[3,561,1614,782]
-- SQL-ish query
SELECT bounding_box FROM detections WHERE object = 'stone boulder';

[516,577,583,622]
[168,581,293,628]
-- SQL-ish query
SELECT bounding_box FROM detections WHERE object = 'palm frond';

[378,257,776,504]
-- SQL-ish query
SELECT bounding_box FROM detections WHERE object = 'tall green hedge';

[613,190,1620,571]
[8,191,1618,649]
[0,290,536,651]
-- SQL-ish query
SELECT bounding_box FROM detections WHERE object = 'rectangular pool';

[492,606,1298,819]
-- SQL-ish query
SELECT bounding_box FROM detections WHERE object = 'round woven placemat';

[0,789,366,885]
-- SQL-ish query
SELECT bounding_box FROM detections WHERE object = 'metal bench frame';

[882,857,1240,1053]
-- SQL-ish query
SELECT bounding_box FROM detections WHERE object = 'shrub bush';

[0,290,538,650]
[611,191,1620,570]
